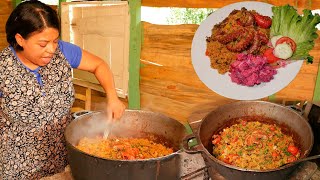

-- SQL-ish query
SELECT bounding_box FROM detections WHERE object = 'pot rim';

[196,100,314,172]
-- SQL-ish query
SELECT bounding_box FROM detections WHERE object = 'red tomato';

[241,120,247,126]
[121,152,135,160]
[231,136,239,143]
[287,145,299,156]
[227,154,239,161]
[287,156,297,163]
[253,13,272,29]
[263,48,280,63]
[113,144,125,150]
[222,154,239,165]
[205,49,209,56]
[246,135,255,146]
[212,135,221,145]
[276,37,297,52]
[272,151,279,158]
[127,148,139,156]
[269,125,276,131]
[222,157,231,164]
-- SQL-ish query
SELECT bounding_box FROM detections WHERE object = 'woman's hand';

[107,97,126,120]
[77,49,126,120]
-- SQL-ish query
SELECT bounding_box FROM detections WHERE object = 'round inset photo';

[191,1,303,100]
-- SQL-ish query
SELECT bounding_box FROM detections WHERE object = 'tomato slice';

[263,48,280,63]
[241,120,247,126]
[231,136,239,143]
[205,49,209,56]
[253,13,272,29]
[276,37,296,52]
[287,145,299,156]
[272,151,279,158]
[212,135,221,145]
[269,125,276,131]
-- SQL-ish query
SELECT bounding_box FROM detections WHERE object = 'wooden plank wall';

[140,0,320,124]
[2,0,318,124]
[0,0,12,50]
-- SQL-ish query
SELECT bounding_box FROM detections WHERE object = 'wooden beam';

[1,1,12,14]
[58,0,67,15]
[141,0,300,8]
[72,78,105,93]
[128,0,141,109]
[85,88,92,110]
[142,0,320,9]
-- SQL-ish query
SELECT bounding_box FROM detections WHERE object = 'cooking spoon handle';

[296,154,320,162]
[285,154,320,166]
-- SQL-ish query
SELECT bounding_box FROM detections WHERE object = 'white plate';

[191,1,303,100]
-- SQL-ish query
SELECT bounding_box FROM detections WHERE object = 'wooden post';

[128,0,142,109]
[314,63,320,102]
[58,0,66,15]
[85,88,92,110]
[12,0,21,7]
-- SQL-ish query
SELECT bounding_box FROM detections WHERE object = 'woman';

[0,0,126,179]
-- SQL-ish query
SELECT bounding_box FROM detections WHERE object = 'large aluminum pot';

[184,101,314,180]
[65,110,186,180]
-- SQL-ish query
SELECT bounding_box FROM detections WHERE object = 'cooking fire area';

[43,102,320,180]
[42,102,320,180]
[41,152,320,180]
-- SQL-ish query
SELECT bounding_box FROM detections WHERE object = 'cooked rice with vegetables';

[76,137,173,160]
[205,8,270,75]
[206,40,237,74]
[212,118,300,170]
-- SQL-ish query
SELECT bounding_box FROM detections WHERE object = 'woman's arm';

[76,49,126,120]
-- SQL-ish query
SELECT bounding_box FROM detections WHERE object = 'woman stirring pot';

[0,0,126,179]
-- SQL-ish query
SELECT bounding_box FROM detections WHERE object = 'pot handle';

[72,110,94,119]
[286,105,303,115]
[182,133,204,154]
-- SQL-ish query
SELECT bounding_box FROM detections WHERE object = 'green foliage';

[166,8,215,25]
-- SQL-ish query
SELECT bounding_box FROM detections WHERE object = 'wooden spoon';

[103,110,114,139]
[103,123,114,139]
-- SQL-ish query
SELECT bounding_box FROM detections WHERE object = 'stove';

[305,102,320,166]
[42,102,320,180]
[41,150,320,180]
[180,152,320,180]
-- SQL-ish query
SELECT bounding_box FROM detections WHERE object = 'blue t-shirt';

[58,40,82,68]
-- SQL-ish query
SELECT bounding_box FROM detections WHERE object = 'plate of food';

[191,1,320,100]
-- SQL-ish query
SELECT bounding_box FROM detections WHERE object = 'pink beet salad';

[229,53,277,87]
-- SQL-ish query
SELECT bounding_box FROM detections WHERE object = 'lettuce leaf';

[270,5,320,63]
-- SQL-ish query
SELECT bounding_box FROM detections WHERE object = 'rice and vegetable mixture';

[212,118,300,170]
[77,137,173,160]
[205,8,270,75]
[206,40,237,74]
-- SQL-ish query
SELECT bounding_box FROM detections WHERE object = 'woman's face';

[16,27,59,69]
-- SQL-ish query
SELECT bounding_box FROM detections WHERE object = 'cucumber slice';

[274,43,293,59]
[270,35,283,47]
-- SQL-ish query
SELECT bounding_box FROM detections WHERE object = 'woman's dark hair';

[5,0,60,51]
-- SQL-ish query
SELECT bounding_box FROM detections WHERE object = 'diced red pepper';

[212,135,222,145]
